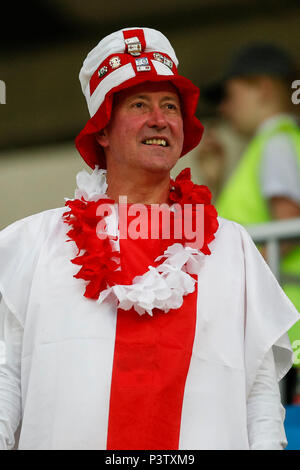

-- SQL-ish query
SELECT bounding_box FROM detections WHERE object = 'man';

[201,43,300,402]
[0,28,299,450]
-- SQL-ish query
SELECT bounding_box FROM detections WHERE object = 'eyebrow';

[129,94,180,103]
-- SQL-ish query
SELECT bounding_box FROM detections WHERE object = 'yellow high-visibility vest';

[216,117,300,354]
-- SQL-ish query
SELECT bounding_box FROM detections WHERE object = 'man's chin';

[138,156,179,174]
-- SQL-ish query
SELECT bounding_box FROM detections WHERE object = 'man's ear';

[95,128,109,148]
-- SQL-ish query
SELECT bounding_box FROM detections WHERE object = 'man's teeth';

[144,138,167,146]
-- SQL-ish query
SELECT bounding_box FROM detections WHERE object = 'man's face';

[97,81,184,174]
[219,77,262,135]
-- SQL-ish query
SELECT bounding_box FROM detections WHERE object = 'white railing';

[246,217,300,282]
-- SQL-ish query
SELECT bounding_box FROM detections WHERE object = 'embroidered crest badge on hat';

[109,56,121,69]
[75,27,204,169]
[125,36,142,56]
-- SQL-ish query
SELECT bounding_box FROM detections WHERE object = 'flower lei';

[63,167,219,316]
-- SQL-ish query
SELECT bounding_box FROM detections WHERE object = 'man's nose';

[146,106,168,129]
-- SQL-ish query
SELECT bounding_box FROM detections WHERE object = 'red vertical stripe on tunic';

[106,208,198,449]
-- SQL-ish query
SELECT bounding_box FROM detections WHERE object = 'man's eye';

[165,103,177,110]
[133,102,144,108]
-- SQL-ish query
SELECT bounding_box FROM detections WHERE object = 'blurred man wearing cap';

[0,29,299,450]
[201,43,300,403]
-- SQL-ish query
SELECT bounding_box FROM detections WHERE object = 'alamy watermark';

[291,80,300,105]
[95,197,205,250]
[0,80,6,104]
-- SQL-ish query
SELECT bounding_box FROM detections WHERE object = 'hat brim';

[75,73,204,169]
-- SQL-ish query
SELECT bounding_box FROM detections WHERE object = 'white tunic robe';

[0,207,299,449]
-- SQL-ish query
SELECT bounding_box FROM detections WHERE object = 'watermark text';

[0,80,6,104]
[96,197,205,250]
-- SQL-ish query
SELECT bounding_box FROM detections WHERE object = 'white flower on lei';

[75,166,108,201]
[98,243,206,316]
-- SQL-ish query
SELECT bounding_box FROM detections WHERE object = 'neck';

[106,167,172,205]
[255,105,292,130]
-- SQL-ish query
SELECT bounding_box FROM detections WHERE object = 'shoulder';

[265,131,295,146]
[0,207,67,245]
[214,215,249,239]
[259,132,300,202]
[209,216,253,257]
[0,207,68,327]
[263,132,299,164]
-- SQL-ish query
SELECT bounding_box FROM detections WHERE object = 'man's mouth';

[142,138,169,147]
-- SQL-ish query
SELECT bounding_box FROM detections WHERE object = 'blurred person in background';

[192,118,247,199]
[201,43,300,404]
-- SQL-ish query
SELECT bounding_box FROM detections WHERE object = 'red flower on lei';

[169,167,219,255]
[63,168,219,301]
